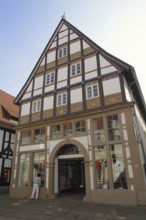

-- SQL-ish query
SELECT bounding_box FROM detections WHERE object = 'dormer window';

[58,47,67,58]
[32,100,41,113]
[46,72,55,85]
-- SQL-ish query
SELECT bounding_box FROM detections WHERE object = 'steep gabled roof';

[14,18,146,121]
[0,90,19,127]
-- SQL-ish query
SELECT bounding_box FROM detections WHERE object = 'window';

[71,63,81,76]
[63,122,73,136]
[95,146,109,189]
[32,152,45,187]
[75,120,86,134]
[46,72,55,85]
[18,153,30,187]
[110,144,127,189]
[107,115,121,141]
[93,117,105,143]
[21,130,31,145]
[52,125,61,138]
[86,84,98,99]
[58,47,67,58]
[57,93,67,106]
[34,128,45,143]
[32,100,41,113]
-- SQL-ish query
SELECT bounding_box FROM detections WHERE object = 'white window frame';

[45,72,55,85]
[57,93,67,106]
[86,84,99,99]
[71,63,81,77]
[58,47,67,58]
[32,100,41,113]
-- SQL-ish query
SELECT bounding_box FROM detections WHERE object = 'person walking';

[31,173,41,199]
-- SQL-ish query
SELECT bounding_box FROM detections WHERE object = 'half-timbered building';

[0,90,19,192]
[10,18,146,205]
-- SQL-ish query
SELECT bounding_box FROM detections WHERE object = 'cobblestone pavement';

[0,193,146,220]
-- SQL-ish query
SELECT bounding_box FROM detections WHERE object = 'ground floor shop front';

[9,109,146,205]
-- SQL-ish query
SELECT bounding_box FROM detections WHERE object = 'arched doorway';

[57,144,85,193]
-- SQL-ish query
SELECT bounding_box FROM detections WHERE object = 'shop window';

[107,115,121,141]
[21,130,31,145]
[63,122,73,136]
[33,152,45,187]
[95,146,109,189]
[34,128,46,143]
[93,117,105,143]
[110,144,127,189]
[18,153,30,187]
[52,125,61,139]
[75,120,86,134]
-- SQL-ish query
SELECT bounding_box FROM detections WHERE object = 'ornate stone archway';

[48,139,91,201]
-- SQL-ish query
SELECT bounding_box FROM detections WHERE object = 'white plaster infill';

[19,144,45,152]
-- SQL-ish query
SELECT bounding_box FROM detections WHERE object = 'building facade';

[10,18,146,205]
[0,90,19,192]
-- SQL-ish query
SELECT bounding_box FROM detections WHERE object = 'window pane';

[77,63,80,74]
[107,115,121,141]
[34,128,45,143]
[51,73,54,83]
[87,87,92,98]
[93,85,98,97]
[32,102,36,112]
[33,152,45,187]
[52,125,61,138]
[71,65,75,76]
[95,146,108,189]
[46,74,50,84]
[75,120,86,134]
[63,123,73,136]
[62,94,67,104]
[110,144,127,189]
[18,154,30,187]
[58,95,62,106]
[93,117,105,143]
[21,130,31,145]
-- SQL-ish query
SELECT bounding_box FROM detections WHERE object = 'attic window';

[58,47,67,58]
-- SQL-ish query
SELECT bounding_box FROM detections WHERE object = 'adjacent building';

[0,90,19,192]
[9,18,146,205]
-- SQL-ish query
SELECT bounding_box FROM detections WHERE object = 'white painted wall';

[57,66,68,81]
[50,41,57,49]
[59,29,68,38]
[20,144,45,151]
[33,88,43,96]
[70,75,82,85]
[59,36,68,45]
[34,75,43,89]
[21,103,30,116]
[71,87,82,103]
[70,32,79,41]
[60,24,68,31]
[99,55,111,68]
[101,66,117,75]
[83,40,90,49]
[47,50,56,63]
[57,80,67,89]
[43,96,54,110]
[44,84,55,93]
[70,40,80,54]
[84,56,97,73]
[103,77,121,96]
[22,92,31,100]
[40,58,45,66]
[85,70,97,80]
[26,81,33,92]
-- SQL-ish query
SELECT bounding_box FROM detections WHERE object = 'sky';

[0,0,146,102]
